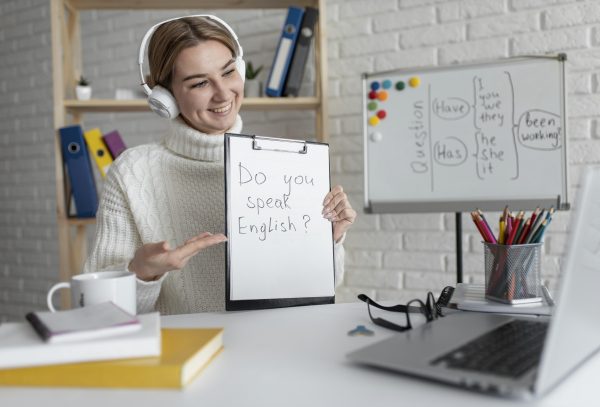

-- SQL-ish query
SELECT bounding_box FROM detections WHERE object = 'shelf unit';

[50,0,328,305]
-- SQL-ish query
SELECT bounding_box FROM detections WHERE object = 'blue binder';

[59,125,98,218]
[265,6,304,97]
[283,7,318,97]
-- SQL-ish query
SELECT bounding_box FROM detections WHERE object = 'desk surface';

[1,302,597,406]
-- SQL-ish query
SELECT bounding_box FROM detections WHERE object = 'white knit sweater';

[84,115,345,315]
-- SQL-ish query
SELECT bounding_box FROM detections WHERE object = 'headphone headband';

[138,14,244,96]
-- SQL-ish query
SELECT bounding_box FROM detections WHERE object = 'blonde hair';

[147,16,238,90]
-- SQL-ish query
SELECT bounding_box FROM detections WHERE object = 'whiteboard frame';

[363,54,569,214]
[224,133,335,311]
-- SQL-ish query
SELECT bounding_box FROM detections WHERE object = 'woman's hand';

[128,232,227,282]
[322,185,357,243]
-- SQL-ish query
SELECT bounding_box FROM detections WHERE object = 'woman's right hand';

[128,232,227,282]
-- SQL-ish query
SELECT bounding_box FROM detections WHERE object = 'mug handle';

[47,282,70,312]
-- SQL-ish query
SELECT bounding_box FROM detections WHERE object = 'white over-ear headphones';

[137,14,245,119]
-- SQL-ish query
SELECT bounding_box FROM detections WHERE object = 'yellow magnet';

[368,116,380,126]
[408,76,421,87]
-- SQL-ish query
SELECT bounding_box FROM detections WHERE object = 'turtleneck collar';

[164,114,243,162]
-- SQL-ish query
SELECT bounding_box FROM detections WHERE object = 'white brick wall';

[0,0,55,321]
[1,0,599,320]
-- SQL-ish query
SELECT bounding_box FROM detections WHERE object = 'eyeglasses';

[358,286,455,332]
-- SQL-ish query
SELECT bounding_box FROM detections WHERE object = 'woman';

[84,16,356,314]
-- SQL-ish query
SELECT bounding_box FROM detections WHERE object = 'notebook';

[347,166,600,399]
[26,302,140,343]
[0,313,160,369]
[450,283,553,316]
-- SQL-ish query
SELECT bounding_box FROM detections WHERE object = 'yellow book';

[83,127,113,177]
[0,328,223,389]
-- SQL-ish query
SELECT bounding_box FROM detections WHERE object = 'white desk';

[1,303,597,406]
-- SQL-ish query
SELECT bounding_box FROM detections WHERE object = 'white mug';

[47,271,136,315]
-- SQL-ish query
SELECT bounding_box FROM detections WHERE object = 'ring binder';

[251,135,308,154]
[59,125,99,218]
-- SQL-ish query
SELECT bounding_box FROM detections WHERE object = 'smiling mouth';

[208,103,232,114]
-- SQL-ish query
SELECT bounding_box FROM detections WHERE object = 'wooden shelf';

[64,97,320,113]
[68,0,318,10]
[65,218,97,226]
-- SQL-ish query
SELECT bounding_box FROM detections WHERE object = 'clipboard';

[224,133,335,311]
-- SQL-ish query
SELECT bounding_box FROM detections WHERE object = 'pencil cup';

[483,242,543,304]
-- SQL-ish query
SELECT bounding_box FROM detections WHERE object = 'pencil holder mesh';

[483,242,543,304]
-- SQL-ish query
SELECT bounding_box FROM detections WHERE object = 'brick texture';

[1,0,600,320]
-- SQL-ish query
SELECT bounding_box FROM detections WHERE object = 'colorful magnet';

[370,81,380,91]
[368,90,378,100]
[377,110,386,119]
[395,81,406,91]
[348,325,374,337]
[367,101,378,111]
[382,79,392,89]
[377,90,388,101]
[368,116,380,126]
[369,132,383,142]
[409,76,421,87]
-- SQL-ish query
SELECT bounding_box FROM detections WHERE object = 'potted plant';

[75,75,92,100]
[244,61,263,98]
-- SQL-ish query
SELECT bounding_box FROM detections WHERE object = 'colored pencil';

[529,207,540,230]
[536,217,552,243]
[517,218,532,245]
[525,208,546,244]
[477,209,495,241]
[506,211,523,245]
[473,212,497,243]
[471,211,489,242]
[531,219,549,243]
[513,214,527,243]
[506,214,513,244]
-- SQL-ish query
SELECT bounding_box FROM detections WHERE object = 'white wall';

[1,0,599,320]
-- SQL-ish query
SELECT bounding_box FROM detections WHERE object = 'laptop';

[347,166,600,399]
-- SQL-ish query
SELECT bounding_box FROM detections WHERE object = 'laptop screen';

[536,166,600,394]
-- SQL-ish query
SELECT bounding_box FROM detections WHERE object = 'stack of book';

[59,126,127,218]
[265,6,319,97]
[0,303,223,389]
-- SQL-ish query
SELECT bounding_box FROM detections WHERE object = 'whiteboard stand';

[363,54,570,284]
[456,212,463,283]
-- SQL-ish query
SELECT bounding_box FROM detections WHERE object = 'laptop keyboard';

[430,319,548,378]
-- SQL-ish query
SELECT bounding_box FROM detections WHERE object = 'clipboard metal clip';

[252,136,308,154]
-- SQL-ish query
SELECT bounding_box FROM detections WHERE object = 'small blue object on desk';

[348,325,374,337]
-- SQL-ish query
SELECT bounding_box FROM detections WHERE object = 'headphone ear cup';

[147,85,179,119]
[236,58,246,83]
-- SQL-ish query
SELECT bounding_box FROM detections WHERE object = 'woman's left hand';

[322,185,357,243]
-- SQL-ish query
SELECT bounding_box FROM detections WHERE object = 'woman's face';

[171,40,244,134]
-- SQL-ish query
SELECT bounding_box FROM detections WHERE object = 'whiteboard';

[224,134,335,310]
[363,55,569,213]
